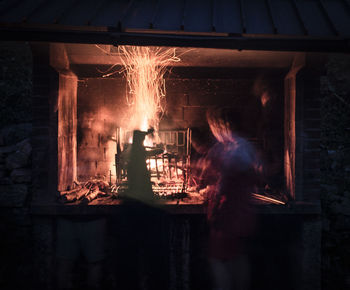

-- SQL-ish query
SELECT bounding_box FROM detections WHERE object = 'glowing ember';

[114,46,189,194]
[118,46,180,134]
[252,193,285,205]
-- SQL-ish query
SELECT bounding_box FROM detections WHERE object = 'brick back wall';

[74,74,284,191]
[76,75,283,139]
[77,77,127,181]
[76,77,268,129]
[76,76,267,179]
[164,76,285,192]
[163,77,283,132]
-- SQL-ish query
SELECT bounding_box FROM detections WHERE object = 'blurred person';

[119,129,167,290]
[56,217,107,290]
[203,108,260,290]
[189,127,215,191]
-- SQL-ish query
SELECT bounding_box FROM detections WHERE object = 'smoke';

[77,107,119,182]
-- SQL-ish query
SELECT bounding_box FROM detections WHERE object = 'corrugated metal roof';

[0,0,349,52]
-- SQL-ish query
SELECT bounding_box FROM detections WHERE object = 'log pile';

[60,179,110,204]
[59,179,191,204]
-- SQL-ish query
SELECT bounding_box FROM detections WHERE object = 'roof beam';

[318,0,339,36]
[211,0,216,32]
[180,0,187,30]
[0,0,22,17]
[23,0,48,23]
[0,27,349,53]
[149,0,160,29]
[87,0,109,26]
[291,0,308,35]
[54,0,82,24]
[344,0,350,12]
[117,0,135,31]
[265,0,278,34]
[239,0,247,33]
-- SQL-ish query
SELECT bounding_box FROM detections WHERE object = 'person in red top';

[204,108,260,290]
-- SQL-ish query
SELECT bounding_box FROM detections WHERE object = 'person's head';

[206,107,241,143]
[132,130,146,147]
[191,127,214,154]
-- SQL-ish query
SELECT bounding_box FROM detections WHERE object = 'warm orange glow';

[206,109,235,143]
[146,155,184,183]
[253,193,285,205]
[261,92,270,107]
[95,45,187,190]
[115,46,187,192]
[118,45,180,133]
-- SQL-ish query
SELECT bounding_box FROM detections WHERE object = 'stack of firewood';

[60,179,110,204]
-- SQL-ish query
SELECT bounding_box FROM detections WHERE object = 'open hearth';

[47,44,296,206]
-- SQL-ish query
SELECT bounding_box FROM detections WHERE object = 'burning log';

[252,193,285,205]
[81,188,107,204]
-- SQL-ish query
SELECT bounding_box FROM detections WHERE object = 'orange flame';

[118,46,180,134]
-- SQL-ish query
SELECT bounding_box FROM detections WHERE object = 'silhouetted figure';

[126,130,154,203]
[204,108,260,290]
[120,129,166,290]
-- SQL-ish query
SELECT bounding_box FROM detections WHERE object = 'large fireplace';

[31,43,313,208]
[25,43,323,289]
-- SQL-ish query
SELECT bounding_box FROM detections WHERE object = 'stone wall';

[0,125,32,204]
[0,42,34,290]
[321,54,350,290]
